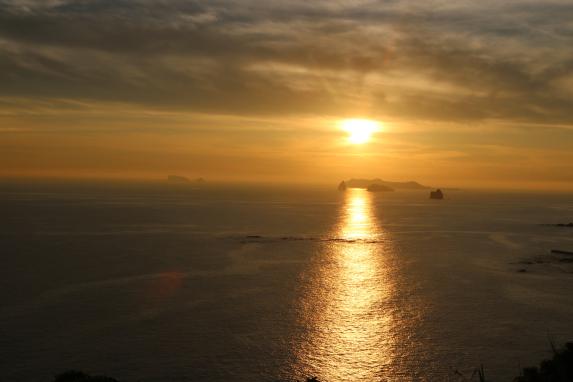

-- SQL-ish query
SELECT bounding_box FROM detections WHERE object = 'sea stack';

[338,181,347,191]
[430,189,444,199]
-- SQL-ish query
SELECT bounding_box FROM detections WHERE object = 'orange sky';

[1,0,573,190]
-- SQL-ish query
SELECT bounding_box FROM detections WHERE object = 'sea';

[1,181,572,382]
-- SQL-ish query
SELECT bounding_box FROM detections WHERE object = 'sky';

[1,0,573,189]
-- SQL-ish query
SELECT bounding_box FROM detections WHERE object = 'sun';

[340,119,380,144]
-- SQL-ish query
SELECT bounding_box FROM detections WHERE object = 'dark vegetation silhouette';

[513,342,573,382]
[52,343,573,382]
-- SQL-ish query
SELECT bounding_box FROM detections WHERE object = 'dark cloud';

[0,0,572,122]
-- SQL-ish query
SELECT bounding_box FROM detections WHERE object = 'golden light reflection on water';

[296,188,397,381]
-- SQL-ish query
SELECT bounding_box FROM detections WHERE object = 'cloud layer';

[1,0,572,122]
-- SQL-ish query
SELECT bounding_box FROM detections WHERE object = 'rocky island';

[338,178,431,191]
[430,189,444,199]
[344,178,429,190]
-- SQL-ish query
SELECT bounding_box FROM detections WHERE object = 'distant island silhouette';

[367,183,394,192]
[339,178,430,191]
[167,175,205,184]
[167,175,190,183]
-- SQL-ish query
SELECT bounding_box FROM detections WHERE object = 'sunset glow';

[340,119,380,144]
[3,2,573,381]
[1,0,573,189]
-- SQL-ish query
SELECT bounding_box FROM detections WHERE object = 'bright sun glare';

[340,119,380,144]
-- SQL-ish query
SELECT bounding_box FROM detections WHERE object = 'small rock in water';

[430,189,444,199]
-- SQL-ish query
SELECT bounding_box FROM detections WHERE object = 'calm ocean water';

[1,181,573,381]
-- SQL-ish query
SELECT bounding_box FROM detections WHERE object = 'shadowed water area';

[1,182,573,381]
